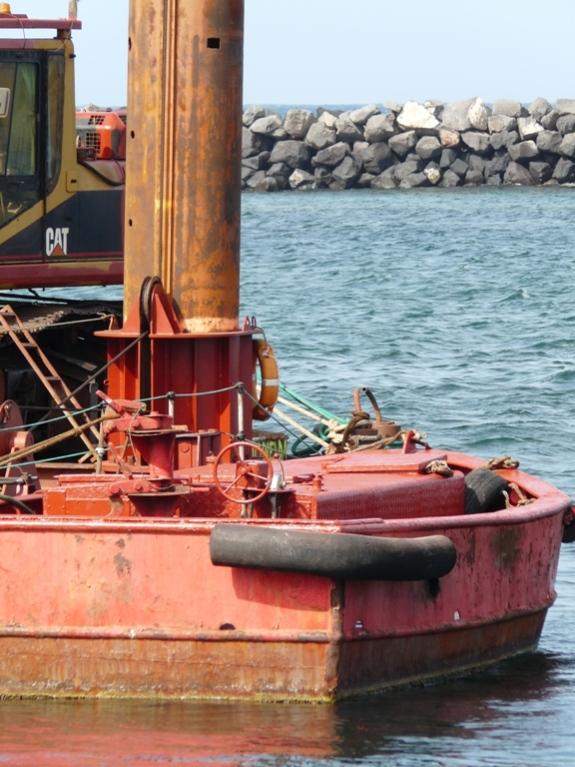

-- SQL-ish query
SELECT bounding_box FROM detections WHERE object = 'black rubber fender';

[464,468,509,515]
[210,525,457,581]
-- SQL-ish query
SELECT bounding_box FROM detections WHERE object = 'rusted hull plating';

[0,496,562,701]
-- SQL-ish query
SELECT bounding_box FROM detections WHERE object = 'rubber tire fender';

[464,467,509,515]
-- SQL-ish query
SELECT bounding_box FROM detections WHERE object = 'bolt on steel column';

[124,0,243,332]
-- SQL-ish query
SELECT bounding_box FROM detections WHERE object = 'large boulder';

[312,141,350,168]
[362,142,394,174]
[440,148,457,168]
[318,111,338,129]
[242,126,264,158]
[364,113,396,142]
[465,169,484,185]
[314,167,332,188]
[388,130,417,157]
[556,114,575,134]
[242,151,270,170]
[242,105,266,127]
[439,128,460,147]
[486,153,510,176]
[529,161,553,183]
[559,133,575,158]
[415,136,442,160]
[439,169,460,187]
[397,101,440,132]
[461,131,491,154]
[488,114,516,133]
[331,155,362,188]
[289,169,316,190]
[553,157,575,182]
[490,130,519,151]
[350,104,380,125]
[537,130,563,154]
[508,140,539,161]
[517,117,543,140]
[541,110,560,130]
[267,162,291,187]
[556,99,575,115]
[450,158,469,177]
[269,140,311,169]
[250,114,282,135]
[441,97,488,131]
[399,172,427,189]
[492,99,523,117]
[423,162,442,185]
[357,172,377,188]
[371,166,397,189]
[528,97,551,120]
[394,159,422,182]
[246,170,278,192]
[503,161,534,185]
[335,114,363,143]
[305,122,337,150]
[283,109,315,140]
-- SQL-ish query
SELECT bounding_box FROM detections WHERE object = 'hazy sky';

[9,0,575,107]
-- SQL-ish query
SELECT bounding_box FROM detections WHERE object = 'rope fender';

[210,525,457,581]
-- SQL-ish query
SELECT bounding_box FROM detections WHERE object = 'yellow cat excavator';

[0,3,123,288]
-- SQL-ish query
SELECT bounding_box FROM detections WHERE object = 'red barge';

[0,1,570,701]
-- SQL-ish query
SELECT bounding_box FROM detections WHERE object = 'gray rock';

[424,162,442,185]
[364,113,396,142]
[388,130,418,157]
[492,99,523,117]
[371,167,397,189]
[267,161,291,179]
[439,128,460,147]
[529,161,553,183]
[461,131,491,154]
[241,165,255,184]
[271,128,289,141]
[357,172,377,188]
[305,122,337,150]
[353,140,369,155]
[553,157,575,182]
[490,130,519,151]
[362,142,394,174]
[528,97,551,120]
[488,114,516,133]
[424,100,444,116]
[335,115,363,143]
[559,133,575,158]
[486,175,502,186]
[318,111,338,129]
[250,114,282,135]
[242,105,266,127]
[269,140,311,169]
[450,158,469,177]
[556,99,575,115]
[517,117,543,140]
[394,159,422,182]
[468,154,485,173]
[439,169,460,187]
[508,140,539,161]
[247,170,278,191]
[283,109,315,140]
[556,114,575,134]
[465,169,484,185]
[536,130,563,154]
[399,172,427,189]
[440,148,457,168]
[242,126,265,158]
[332,155,362,188]
[350,104,380,125]
[397,101,440,132]
[486,153,509,176]
[504,161,534,185]
[415,136,442,160]
[312,141,350,168]
[383,100,403,113]
[541,110,560,130]
[242,150,270,170]
[289,168,316,190]
[441,97,489,131]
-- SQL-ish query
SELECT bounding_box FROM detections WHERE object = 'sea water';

[1,187,574,765]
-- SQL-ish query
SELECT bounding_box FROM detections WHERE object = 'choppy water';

[4,187,575,765]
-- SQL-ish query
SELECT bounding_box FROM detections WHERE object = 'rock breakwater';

[241,98,575,190]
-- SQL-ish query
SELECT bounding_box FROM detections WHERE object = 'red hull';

[0,450,566,701]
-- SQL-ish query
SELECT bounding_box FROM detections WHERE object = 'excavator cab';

[0,9,123,288]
